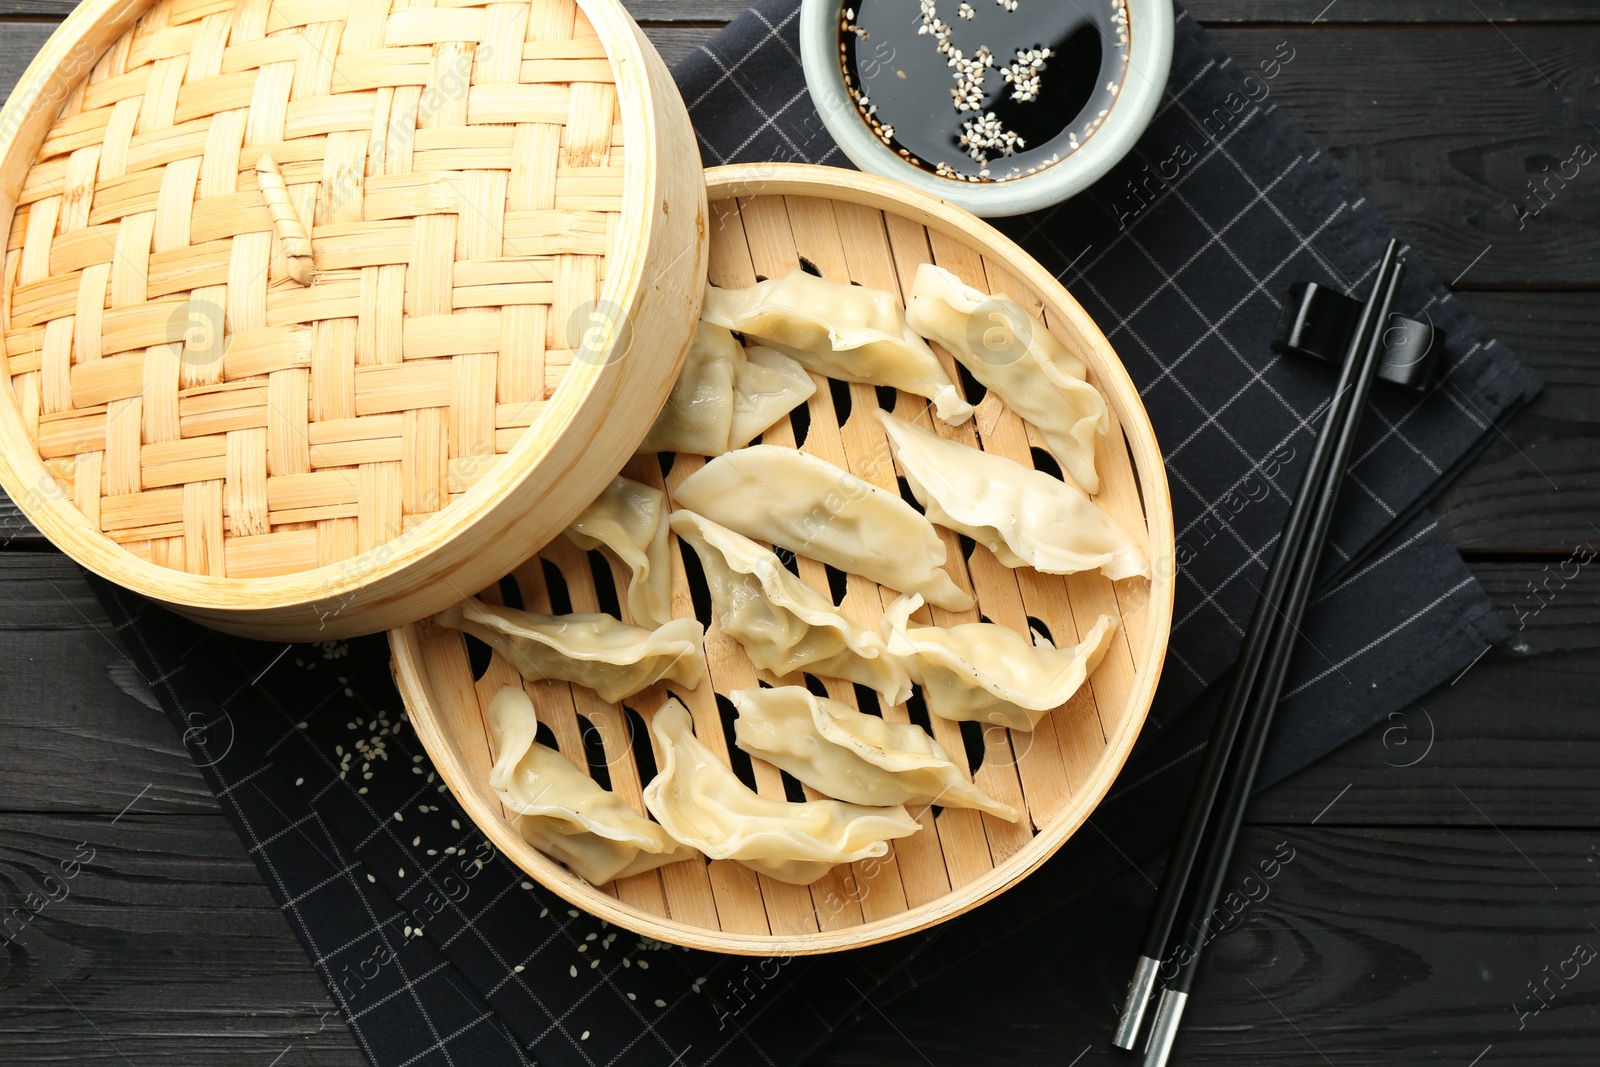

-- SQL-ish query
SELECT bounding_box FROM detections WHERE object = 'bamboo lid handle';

[254,153,317,287]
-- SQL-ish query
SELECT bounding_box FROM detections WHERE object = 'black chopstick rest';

[1273,281,1442,393]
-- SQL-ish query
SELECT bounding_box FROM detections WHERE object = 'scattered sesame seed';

[295,777,304,786]
[367,874,376,883]
[626,992,636,1001]
[450,819,461,830]
[655,998,667,1007]
[637,960,649,970]
[581,1031,590,1040]
[569,965,578,978]
[521,882,533,890]
[514,965,525,973]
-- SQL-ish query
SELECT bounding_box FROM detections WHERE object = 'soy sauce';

[840,0,1129,182]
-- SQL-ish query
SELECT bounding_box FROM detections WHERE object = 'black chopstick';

[1111,239,1404,1052]
[1138,249,1407,1067]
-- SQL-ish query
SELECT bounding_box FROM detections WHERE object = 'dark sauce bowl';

[799,0,1173,217]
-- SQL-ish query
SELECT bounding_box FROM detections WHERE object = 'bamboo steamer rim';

[0,0,703,635]
[391,162,1177,956]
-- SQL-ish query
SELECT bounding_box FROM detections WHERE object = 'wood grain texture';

[0,553,219,815]
[0,811,366,1064]
[1434,293,1600,553]
[816,827,1600,1066]
[1207,28,1600,289]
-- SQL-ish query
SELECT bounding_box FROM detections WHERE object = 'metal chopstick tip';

[1112,955,1162,1050]
[1141,988,1188,1067]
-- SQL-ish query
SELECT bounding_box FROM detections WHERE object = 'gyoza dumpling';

[702,271,974,425]
[732,346,816,448]
[906,263,1109,493]
[486,685,698,884]
[638,322,814,456]
[673,445,973,612]
[730,686,1017,820]
[563,476,674,628]
[435,599,705,703]
[670,510,910,704]
[876,411,1149,581]
[882,594,1118,731]
[642,697,920,885]
[638,322,736,456]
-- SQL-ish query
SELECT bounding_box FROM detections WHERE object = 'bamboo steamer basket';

[391,163,1176,955]
[0,0,706,640]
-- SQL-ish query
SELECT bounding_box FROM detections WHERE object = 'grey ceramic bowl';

[798,0,1175,217]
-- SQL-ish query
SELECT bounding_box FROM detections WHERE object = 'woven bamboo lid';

[0,0,706,639]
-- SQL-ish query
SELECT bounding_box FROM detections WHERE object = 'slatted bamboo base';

[390,163,1175,955]
[0,0,705,639]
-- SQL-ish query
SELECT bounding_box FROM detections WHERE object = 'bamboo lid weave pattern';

[3,0,632,581]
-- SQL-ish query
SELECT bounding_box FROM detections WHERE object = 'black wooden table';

[2,2,1597,1063]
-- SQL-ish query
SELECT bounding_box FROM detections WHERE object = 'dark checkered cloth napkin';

[84,2,1539,1065]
